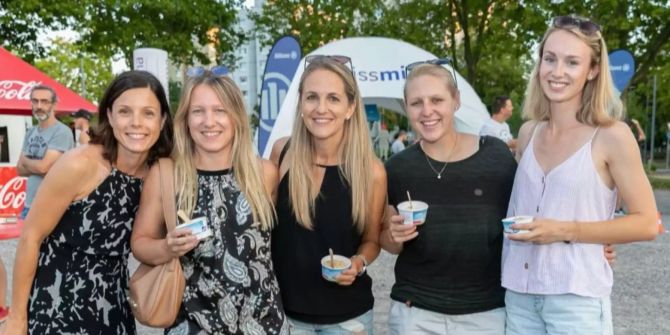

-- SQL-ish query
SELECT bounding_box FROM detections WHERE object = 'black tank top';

[271,145,373,324]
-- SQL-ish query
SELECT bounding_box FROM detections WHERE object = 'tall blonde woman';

[131,67,287,334]
[269,55,386,334]
[502,15,658,334]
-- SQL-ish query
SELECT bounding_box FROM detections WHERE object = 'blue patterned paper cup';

[397,201,429,225]
[321,255,351,282]
[502,216,532,234]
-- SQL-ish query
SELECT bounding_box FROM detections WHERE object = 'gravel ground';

[1,192,668,334]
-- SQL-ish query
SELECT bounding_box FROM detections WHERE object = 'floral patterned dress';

[165,169,287,335]
[28,168,141,334]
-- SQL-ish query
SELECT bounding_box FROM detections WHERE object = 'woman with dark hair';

[2,70,173,334]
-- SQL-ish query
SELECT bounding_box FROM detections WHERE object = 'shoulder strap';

[158,158,177,231]
[519,121,542,155]
[278,139,291,167]
[589,126,600,142]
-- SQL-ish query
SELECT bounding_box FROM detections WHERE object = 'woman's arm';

[4,152,93,333]
[336,160,386,286]
[510,122,658,244]
[130,163,198,266]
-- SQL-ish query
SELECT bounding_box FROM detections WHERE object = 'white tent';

[263,37,489,158]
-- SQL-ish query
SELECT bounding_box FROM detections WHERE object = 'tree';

[1,0,245,67]
[253,0,383,55]
[0,1,85,62]
[33,38,113,105]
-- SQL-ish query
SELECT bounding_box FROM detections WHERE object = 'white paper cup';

[397,201,429,225]
[321,255,351,282]
[502,215,532,234]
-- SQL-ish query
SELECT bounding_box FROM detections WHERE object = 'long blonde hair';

[288,57,374,232]
[173,74,275,230]
[522,17,623,126]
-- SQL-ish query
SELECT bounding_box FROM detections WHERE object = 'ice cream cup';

[397,201,429,225]
[175,216,212,240]
[321,254,351,282]
[502,215,533,234]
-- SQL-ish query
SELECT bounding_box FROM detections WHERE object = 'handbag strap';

[158,158,177,231]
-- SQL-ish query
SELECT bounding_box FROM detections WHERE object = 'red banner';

[0,167,26,216]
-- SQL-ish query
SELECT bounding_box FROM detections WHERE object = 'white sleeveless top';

[501,122,617,298]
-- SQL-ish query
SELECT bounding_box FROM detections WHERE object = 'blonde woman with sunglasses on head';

[269,55,386,334]
[131,67,288,334]
[502,15,658,334]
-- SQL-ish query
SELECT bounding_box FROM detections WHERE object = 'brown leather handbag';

[128,158,185,327]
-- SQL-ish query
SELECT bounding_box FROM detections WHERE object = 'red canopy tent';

[0,47,98,116]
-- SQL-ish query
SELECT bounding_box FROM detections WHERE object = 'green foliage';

[649,175,670,190]
[33,38,113,105]
[253,0,669,139]
[1,0,244,67]
[168,80,183,112]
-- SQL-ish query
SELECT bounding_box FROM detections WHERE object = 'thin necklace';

[424,134,459,180]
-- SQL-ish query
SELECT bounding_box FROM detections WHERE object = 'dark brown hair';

[89,71,173,165]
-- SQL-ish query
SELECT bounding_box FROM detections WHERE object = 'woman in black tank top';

[269,56,387,334]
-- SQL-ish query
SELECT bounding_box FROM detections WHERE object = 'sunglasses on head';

[186,65,229,78]
[405,58,458,89]
[552,15,601,35]
[304,55,354,72]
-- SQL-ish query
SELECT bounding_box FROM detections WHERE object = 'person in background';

[132,67,287,334]
[72,109,92,146]
[2,71,173,334]
[625,118,646,160]
[16,85,75,219]
[375,123,392,161]
[391,130,407,155]
[270,55,386,334]
[503,15,658,334]
[479,95,517,151]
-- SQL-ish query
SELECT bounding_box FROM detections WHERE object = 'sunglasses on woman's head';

[304,55,354,72]
[405,58,458,89]
[186,65,229,78]
[553,16,601,35]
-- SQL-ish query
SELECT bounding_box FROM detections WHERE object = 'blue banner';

[608,49,635,94]
[365,104,380,122]
[257,36,301,154]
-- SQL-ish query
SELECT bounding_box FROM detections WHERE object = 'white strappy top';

[501,122,617,298]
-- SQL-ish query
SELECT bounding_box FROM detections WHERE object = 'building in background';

[230,0,270,115]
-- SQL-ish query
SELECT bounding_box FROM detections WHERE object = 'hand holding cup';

[387,212,418,244]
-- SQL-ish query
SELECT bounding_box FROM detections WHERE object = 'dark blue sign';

[257,36,301,154]
[365,104,380,122]
[608,49,635,94]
